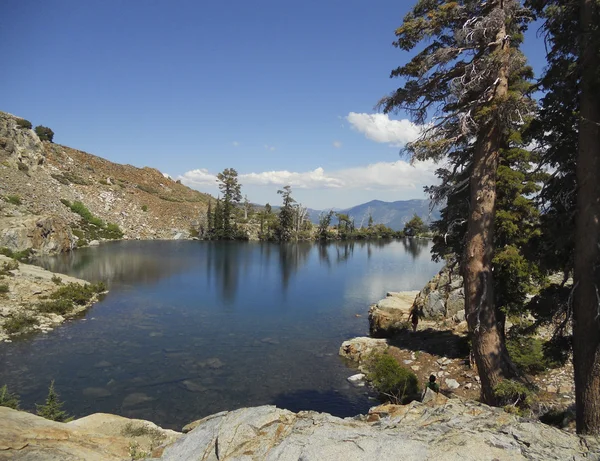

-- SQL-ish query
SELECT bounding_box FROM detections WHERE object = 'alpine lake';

[0,239,441,429]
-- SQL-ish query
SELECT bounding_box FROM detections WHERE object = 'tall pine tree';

[380,0,535,403]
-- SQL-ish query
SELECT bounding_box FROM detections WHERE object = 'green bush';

[507,336,561,375]
[51,275,62,285]
[4,195,22,205]
[367,353,420,403]
[36,381,71,422]
[38,282,106,315]
[494,379,535,416]
[51,173,71,185]
[0,283,8,294]
[137,184,158,194]
[0,247,33,262]
[2,312,39,334]
[0,260,19,276]
[141,205,148,212]
[0,385,20,409]
[104,223,123,239]
[35,125,54,143]
[16,119,32,130]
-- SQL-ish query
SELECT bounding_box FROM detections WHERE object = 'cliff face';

[0,111,212,253]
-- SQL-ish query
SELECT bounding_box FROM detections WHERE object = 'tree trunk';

[463,19,514,405]
[573,0,600,435]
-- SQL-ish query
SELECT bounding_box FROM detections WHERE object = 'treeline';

[198,168,431,241]
[379,0,600,434]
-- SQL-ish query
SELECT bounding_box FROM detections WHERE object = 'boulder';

[0,406,180,460]
[339,337,388,364]
[368,291,419,337]
[160,402,596,461]
[412,264,465,320]
[0,215,75,254]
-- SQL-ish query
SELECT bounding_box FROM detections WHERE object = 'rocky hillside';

[0,111,212,253]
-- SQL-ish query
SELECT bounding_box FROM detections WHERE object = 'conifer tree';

[36,381,71,422]
[277,185,296,241]
[216,168,242,239]
[380,0,535,403]
[527,0,600,434]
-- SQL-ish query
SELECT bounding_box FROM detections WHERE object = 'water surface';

[0,239,440,429]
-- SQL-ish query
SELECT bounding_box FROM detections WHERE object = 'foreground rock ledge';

[1,399,598,460]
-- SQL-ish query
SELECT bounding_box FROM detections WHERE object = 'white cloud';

[333,140,342,148]
[240,167,345,189]
[178,168,217,187]
[346,112,422,146]
[264,144,276,151]
[178,160,438,193]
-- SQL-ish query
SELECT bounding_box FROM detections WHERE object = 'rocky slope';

[0,111,212,253]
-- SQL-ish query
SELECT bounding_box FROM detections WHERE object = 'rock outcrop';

[160,402,598,461]
[368,291,419,337]
[0,255,103,341]
[0,215,75,254]
[339,336,389,365]
[0,406,180,460]
[412,264,465,320]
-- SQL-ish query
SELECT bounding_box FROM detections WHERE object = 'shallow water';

[0,239,440,429]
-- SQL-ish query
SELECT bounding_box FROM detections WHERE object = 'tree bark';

[573,0,600,435]
[463,19,514,405]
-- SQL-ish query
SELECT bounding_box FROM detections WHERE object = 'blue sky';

[1,1,547,209]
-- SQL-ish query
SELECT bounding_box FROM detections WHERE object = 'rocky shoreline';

[0,255,105,342]
[1,270,598,459]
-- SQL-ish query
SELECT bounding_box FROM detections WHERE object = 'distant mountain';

[309,199,439,231]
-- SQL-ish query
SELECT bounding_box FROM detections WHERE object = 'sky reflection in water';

[0,239,440,429]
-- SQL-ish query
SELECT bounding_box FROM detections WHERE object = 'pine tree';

[0,384,19,409]
[380,0,535,404]
[527,0,600,434]
[216,168,242,239]
[36,381,71,422]
[277,185,296,241]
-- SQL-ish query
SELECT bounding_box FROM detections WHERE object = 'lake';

[0,239,441,429]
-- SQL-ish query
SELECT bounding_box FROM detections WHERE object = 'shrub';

[137,184,158,194]
[367,353,420,403]
[0,283,8,294]
[51,275,62,285]
[51,173,71,185]
[36,381,71,422]
[141,205,148,212]
[494,379,535,416]
[104,222,123,239]
[35,125,54,143]
[507,336,561,375]
[0,385,20,409]
[4,195,22,205]
[16,119,32,130]
[0,260,19,276]
[2,312,39,334]
[38,282,106,316]
[0,247,33,262]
